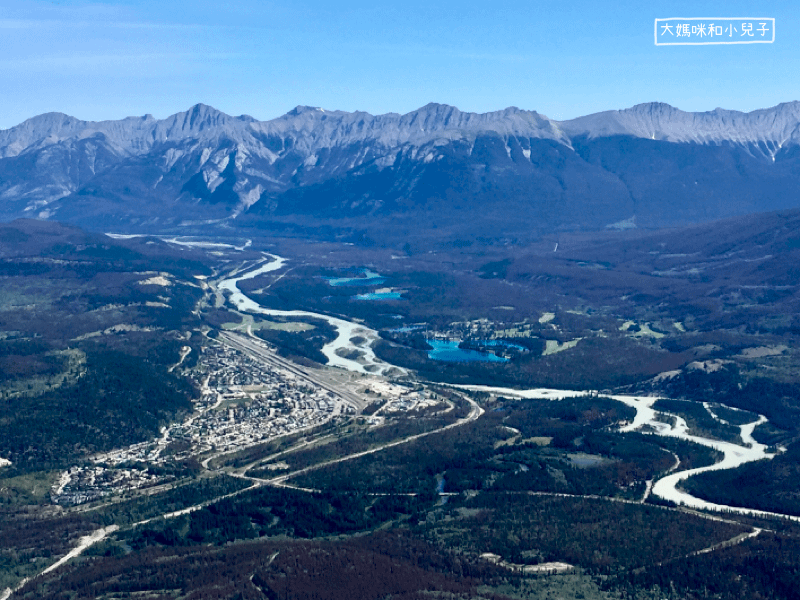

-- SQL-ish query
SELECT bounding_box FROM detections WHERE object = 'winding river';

[453,386,795,521]
[216,254,405,377]
[7,245,784,600]
[217,254,795,521]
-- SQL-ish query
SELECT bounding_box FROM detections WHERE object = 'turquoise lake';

[325,269,385,287]
[426,339,509,363]
[353,291,403,301]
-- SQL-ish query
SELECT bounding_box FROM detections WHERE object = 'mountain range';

[2,101,800,240]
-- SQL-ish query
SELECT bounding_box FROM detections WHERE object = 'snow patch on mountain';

[560,101,800,155]
[2,100,800,225]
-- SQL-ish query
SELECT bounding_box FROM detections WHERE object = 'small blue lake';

[353,291,403,301]
[426,339,509,363]
[325,269,385,287]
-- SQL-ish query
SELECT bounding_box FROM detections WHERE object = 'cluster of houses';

[51,341,352,505]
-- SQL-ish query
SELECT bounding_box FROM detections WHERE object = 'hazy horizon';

[1,0,798,129]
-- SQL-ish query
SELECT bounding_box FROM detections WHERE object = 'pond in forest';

[426,339,509,363]
[325,269,385,287]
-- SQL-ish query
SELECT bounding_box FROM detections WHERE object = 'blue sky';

[1,0,797,128]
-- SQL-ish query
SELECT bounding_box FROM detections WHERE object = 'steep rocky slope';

[1,101,799,238]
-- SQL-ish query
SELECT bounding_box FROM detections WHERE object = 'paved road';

[218,330,367,410]
[265,392,484,488]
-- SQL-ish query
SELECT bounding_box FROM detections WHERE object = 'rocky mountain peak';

[2,99,800,231]
[0,112,87,157]
[287,105,325,116]
[559,101,800,151]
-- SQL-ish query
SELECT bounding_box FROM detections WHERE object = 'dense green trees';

[253,318,336,365]
[612,532,800,600]
[0,347,194,473]
[683,441,800,516]
[650,365,800,435]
